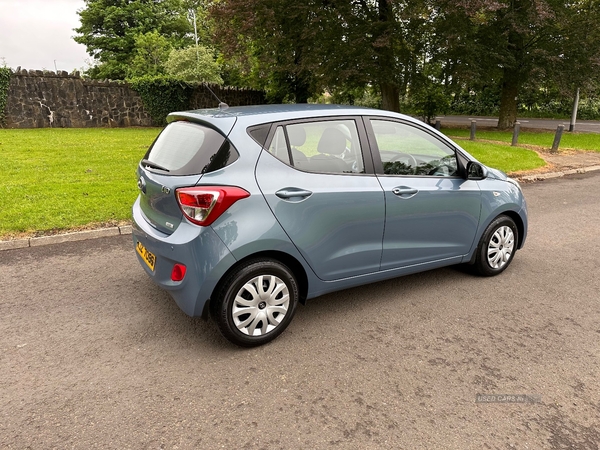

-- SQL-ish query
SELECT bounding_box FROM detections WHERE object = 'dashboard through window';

[370,120,458,177]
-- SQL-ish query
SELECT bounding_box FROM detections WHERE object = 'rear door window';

[266,119,365,174]
[144,121,238,175]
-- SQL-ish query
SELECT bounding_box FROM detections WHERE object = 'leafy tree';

[74,0,190,79]
[435,0,600,128]
[211,1,315,103]
[181,0,215,48]
[211,0,434,111]
[128,31,173,78]
[312,0,434,112]
[165,45,223,83]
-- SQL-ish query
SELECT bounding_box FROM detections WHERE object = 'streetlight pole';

[569,87,580,132]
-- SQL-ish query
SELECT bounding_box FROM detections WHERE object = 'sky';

[0,0,89,72]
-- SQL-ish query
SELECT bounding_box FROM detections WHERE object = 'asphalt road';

[2,172,600,449]
[438,115,600,133]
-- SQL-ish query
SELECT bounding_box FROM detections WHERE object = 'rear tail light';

[176,186,250,226]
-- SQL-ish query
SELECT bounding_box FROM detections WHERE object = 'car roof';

[167,103,421,128]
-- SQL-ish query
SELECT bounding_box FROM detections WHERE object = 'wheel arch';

[467,210,524,265]
[207,250,309,318]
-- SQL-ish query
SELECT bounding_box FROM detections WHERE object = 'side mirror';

[466,161,487,180]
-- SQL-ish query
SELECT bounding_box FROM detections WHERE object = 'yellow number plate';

[136,241,156,271]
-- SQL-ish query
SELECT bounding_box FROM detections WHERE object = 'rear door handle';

[276,188,313,201]
[392,187,418,198]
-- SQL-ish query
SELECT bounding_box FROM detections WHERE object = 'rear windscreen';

[144,121,239,175]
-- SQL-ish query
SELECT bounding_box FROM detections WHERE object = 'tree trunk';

[497,71,519,129]
[376,0,400,112]
[294,73,310,103]
[293,43,310,103]
[381,82,400,112]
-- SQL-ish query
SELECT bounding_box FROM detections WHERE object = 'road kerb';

[515,165,600,182]
[0,239,30,251]
[119,225,133,235]
[1,226,133,251]
[582,164,600,173]
[30,227,121,247]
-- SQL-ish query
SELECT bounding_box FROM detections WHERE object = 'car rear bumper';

[132,196,237,317]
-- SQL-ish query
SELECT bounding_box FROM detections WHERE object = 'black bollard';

[512,122,521,146]
[551,125,564,153]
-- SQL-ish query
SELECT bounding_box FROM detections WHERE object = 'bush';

[577,98,600,120]
[411,84,450,124]
[128,76,194,125]
[0,66,11,126]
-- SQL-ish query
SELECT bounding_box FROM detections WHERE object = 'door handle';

[275,188,313,200]
[392,187,418,198]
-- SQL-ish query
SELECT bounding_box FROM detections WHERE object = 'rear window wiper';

[141,159,170,172]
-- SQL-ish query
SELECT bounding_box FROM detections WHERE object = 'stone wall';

[3,69,266,128]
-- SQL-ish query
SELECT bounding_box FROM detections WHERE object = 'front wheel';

[473,215,518,276]
[212,259,299,347]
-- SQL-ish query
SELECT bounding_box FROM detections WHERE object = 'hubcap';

[232,275,290,336]
[487,226,515,269]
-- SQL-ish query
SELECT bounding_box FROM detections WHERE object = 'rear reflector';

[176,186,250,226]
[171,264,187,282]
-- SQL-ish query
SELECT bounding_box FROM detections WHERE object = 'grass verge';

[1,128,161,238]
[443,128,600,152]
[456,140,546,173]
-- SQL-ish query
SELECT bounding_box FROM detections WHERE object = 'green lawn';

[457,141,546,173]
[0,126,546,238]
[1,128,161,237]
[443,128,600,152]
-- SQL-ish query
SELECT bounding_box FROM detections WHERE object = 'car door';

[255,118,385,281]
[365,118,482,270]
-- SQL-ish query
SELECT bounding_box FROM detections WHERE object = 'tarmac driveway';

[1,172,599,449]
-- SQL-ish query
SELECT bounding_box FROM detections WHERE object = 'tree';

[74,0,190,79]
[128,31,173,78]
[211,0,433,110]
[211,1,315,103]
[165,46,223,83]
[435,0,600,128]
[181,0,215,48]
[312,0,434,112]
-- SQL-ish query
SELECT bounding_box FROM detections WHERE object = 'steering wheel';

[387,152,417,174]
[428,155,457,176]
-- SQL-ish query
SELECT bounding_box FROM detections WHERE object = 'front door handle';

[276,188,313,201]
[392,186,418,198]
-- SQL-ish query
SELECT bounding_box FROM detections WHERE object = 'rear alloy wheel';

[213,259,299,347]
[474,215,518,276]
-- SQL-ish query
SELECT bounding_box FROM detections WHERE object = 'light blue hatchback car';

[132,104,527,347]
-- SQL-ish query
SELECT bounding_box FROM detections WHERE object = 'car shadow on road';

[135,263,479,351]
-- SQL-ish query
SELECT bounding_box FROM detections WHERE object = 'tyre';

[473,215,518,277]
[212,259,299,347]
